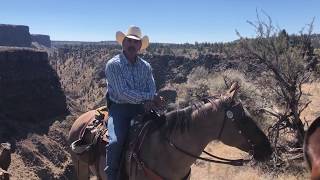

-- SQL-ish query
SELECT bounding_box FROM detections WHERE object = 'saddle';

[70,106,166,178]
[70,106,109,164]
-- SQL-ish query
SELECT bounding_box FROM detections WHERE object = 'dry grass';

[190,142,309,180]
[300,82,320,125]
[314,48,320,56]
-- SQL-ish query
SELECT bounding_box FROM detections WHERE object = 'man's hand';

[153,95,165,108]
[143,100,156,112]
[143,95,165,112]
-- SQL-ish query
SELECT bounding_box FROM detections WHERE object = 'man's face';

[122,37,142,57]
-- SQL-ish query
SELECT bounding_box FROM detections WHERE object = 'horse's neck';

[169,101,225,160]
[190,101,225,141]
[140,100,225,179]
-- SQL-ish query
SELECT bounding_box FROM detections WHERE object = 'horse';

[304,116,320,180]
[68,83,273,180]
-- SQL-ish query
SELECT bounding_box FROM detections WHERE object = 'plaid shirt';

[105,53,156,104]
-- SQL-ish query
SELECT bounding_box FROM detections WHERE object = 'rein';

[165,137,250,166]
[165,100,253,166]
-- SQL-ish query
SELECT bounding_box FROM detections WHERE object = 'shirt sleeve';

[105,62,155,104]
[146,64,157,98]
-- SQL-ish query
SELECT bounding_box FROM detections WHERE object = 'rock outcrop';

[0,143,11,180]
[0,143,11,171]
[0,24,31,47]
[31,34,51,47]
[0,48,68,139]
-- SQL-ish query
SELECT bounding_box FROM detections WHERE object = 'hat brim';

[116,31,149,50]
[126,35,141,40]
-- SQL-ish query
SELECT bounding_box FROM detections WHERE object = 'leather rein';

[165,99,253,166]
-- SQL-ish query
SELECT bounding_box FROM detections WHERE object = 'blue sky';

[1,0,319,43]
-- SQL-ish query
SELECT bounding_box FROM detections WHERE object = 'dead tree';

[236,12,317,147]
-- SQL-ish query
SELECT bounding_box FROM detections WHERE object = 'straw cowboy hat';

[116,26,149,50]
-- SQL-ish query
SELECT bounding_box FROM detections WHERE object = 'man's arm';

[143,64,166,111]
[105,62,154,104]
[146,64,157,96]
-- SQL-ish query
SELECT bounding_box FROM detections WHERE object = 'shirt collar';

[120,52,141,66]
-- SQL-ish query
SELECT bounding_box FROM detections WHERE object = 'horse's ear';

[221,82,240,105]
[227,82,240,100]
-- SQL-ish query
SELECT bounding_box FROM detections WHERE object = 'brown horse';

[68,84,273,180]
[304,116,320,180]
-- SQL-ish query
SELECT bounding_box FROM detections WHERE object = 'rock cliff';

[31,34,51,47]
[0,24,31,47]
[0,47,68,140]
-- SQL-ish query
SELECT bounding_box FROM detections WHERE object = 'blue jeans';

[104,103,144,180]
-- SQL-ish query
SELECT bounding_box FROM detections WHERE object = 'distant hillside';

[51,33,320,52]
[52,40,118,47]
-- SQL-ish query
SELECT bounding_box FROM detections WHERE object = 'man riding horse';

[104,25,163,180]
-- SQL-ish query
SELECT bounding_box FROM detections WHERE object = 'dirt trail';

[190,142,308,180]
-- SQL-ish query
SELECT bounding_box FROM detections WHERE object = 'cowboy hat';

[116,26,149,50]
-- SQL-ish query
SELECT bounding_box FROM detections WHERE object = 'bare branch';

[298,100,311,116]
[260,108,281,118]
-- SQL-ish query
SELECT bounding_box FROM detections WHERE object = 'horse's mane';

[163,99,210,136]
[304,116,320,169]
